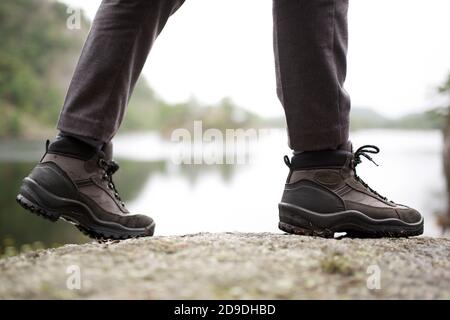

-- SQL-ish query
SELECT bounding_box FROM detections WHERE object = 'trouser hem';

[289,125,350,152]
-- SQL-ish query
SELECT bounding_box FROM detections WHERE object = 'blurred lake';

[0,129,447,256]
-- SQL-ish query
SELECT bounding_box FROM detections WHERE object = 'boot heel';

[16,194,60,222]
[17,178,62,222]
[278,203,335,238]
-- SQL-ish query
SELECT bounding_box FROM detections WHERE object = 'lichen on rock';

[0,233,449,299]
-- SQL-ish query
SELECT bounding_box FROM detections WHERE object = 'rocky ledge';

[0,233,449,299]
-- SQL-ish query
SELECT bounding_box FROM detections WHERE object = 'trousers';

[58,0,350,152]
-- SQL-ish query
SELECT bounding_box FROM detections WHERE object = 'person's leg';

[17,0,185,240]
[274,0,423,237]
[273,0,350,152]
[58,0,185,145]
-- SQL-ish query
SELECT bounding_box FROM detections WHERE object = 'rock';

[0,233,449,299]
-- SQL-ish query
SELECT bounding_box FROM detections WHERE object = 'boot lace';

[352,145,389,201]
[98,158,125,207]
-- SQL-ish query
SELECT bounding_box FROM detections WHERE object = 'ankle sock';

[291,141,353,169]
[290,149,351,170]
[49,133,100,160]
[57,132,104,150]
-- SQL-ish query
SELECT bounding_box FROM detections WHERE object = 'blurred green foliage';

[438,73,450,231]
[0,0,262,139]
[0,0,84,137]
[350,107,444,131]
[439,73,450,95]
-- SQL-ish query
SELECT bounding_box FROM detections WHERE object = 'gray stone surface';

[0,233,449,299]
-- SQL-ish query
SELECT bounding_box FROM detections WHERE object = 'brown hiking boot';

[279,144,424,238]
[16,138,155,240]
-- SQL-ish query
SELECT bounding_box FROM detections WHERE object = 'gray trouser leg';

[60,0,349,151]
[273,0,351,152]
[58,0,185,143]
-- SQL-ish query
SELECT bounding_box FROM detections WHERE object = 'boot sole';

[279,202,424,238]
[16,177,155,241]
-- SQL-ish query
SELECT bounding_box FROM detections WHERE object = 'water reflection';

[0,159,169,256]
[0,161,87,256]
[0,147,240,257]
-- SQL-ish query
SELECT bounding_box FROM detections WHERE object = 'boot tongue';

[101,142,113,162]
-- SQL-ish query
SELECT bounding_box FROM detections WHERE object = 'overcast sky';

[61,0,450,118]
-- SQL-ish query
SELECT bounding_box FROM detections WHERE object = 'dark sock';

[57,132,104,150]
[49,133,99,160]
[294,141,352,155]
[290,148,351,169]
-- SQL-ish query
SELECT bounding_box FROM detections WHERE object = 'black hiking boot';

[279,144,424,238]
[16,138,155,240]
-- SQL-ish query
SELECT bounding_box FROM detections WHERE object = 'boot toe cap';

[396,207,423,224]
[134,214,155,229]
[121,214,154,229]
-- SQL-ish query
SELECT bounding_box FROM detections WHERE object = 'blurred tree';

[0,0,86,136]
[439,73,450,233]
[439,73,450,95]
[0,0,263,138]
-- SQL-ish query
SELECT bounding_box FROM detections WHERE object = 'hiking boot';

[279,144,424,238]
[16,138,155,240]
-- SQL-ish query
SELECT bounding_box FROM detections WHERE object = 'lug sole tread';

[16,194,154,242]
